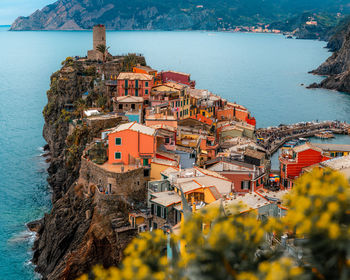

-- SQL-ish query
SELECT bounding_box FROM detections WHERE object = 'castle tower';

[88,24,107,61]
[93,24,106,50]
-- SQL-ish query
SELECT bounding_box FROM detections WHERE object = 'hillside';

[10,0,350,31]
[309,20,350,93]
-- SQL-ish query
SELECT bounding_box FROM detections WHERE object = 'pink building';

[159,71,196,88]
[117,73,154,102]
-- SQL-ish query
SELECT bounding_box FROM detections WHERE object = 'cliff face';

[35,55,147,279]
[32,184,139,280]
[310,23,350,93]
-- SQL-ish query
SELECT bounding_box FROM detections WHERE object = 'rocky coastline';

[31,54,147,279]
[309,20,350,93]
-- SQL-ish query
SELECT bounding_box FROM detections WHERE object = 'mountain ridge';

[10,0,350,31]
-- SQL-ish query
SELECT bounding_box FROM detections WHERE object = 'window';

[241,181,251,190]
[115,137,122,145]
[143,159,149,166]
[181,101,183,107]
[125,89,128,96]
[282,164,286,172]
[114,152,121,159]
[135,89,139,96]
[202,111,205,117]
[151,204,155,215]
[145,89,149,95]
[163,208,167,219]
[125,80,128,88]
[145,81,149,87]
[119,104,123,109]
[131,104,136,110]
[135,80,139,88]
[165,137,170,144]
[157,205,161,217]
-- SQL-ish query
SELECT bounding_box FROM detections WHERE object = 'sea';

[0,26,350,279]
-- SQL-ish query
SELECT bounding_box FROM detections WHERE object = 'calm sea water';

[1,26,350,279]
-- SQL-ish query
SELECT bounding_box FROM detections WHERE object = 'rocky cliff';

[309,22,350,93]
[34,54,147,279]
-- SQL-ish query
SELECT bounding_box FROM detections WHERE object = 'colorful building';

[133,65,158,77]
[107,122,159,166]
[159,71,196,88]
[279,143,329,189]
[117,73,154,101]
[206,158,266,193]
[150,82,191,120]
[217,103,256,126]
[113,96,144,122]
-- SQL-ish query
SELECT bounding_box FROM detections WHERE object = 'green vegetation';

[122,53,145,72]
[61,56,75,67]
[78,168,350,280]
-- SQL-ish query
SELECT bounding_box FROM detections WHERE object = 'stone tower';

[93,24,106,50]
[88,24,106,61]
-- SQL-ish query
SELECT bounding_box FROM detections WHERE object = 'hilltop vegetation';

[10,0,350,31]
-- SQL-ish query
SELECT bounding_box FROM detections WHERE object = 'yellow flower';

[328,223,340,239]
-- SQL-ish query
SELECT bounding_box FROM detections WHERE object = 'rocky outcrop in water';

[309,22,350,94]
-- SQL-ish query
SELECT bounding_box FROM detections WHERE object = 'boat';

[315,132,335,139]
[299,137,308,142]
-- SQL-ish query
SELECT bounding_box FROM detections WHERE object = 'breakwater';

[256,121,350,155]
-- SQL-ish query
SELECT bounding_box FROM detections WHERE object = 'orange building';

[217,103,256,126]
[133,65,158,76]
[108,122,159,166]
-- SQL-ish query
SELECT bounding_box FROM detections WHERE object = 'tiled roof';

[111,122,156,136]
[117,72,153,80]
[244,149,265,160]
[311,143,350,152]
[292,143,321,153]
[151,191,181,207]
[208,186,222,200]
[321,155,350,170]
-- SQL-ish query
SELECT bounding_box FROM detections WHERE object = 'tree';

[96,44,110,64]
[74,99,87,120]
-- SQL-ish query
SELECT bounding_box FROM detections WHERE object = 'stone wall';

[79,157,147,196]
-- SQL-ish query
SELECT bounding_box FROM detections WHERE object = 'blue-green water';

[1,26,350,279]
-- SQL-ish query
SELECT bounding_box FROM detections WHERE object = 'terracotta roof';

[117,72,153,81]
[111,122,156,136]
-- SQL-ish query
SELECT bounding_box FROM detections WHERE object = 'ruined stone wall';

[79,157,147,196]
